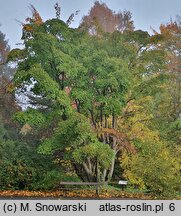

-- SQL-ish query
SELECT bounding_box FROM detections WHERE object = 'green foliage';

[38,113,97,154]
[125,30,150,47]
[38,112,115,181]
[38,112,114,173]
[0,139,33,189]
[7,48,27,62]
[73,141,114,169]
[0,117,6,141]
[32,170,81,190]
[14,64,70,107]
[13,108,46,127]
[0,136,60,190]
[170,119,181,134]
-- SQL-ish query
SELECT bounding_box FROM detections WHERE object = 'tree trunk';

[100,106,103,127]
[102,169,107,182]
[89,109,96,128]
[82,162,95,182]
[112,113,116,129]
[107,153,116,182]
[73,163,87,181]
[96,158,100,182]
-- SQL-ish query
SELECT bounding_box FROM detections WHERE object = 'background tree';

[152,18,181,147]
[0,28,19,136]
[118,97,181,195]
[0,27,12,78]
[116,19,181,195]
[79,1,134,34]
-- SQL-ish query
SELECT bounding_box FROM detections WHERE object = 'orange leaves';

[157,20,181,44]
[22,5,43,34]
[0,189,154,199]
[0,190,63,198]
[80,1,134,34]
[160,22,180,36]
[97,127,136,153]
[23,24,33,32]
[29,4,43,26]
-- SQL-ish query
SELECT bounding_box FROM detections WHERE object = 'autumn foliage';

[0,2,181,198]
[80,1,134,33]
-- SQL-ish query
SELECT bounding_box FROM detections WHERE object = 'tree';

[114,22,181,194]
[149,18,181,147]
[158,18,181,121]
[79,1,134,34]
[8,4,181,193]
[7,7,113,182]
[0,27,15,79]
[8,4,138,182]
[0,27,9,72]
[118,97,181,195]
[0,28,19,136]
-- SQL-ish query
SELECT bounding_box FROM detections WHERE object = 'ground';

[0,189,168,200]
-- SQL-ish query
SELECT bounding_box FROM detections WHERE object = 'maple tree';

[1,3,180,197]
[8,4,137,183]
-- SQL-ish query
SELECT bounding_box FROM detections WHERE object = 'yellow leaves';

[20,123,32,135]
[129,123,160,143]
[118,96,159,144]
[123,101,142,113]
[23,24,33,32]
[117,95,181,195]
[174,145,181,156]
[6,82,15,93]
[158,149,169,158]
[121,138,181,195]
[120,151,131,167]
[122,97,153,120]
[65,147,71,152]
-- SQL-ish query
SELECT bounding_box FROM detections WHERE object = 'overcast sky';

[0,0,181,49]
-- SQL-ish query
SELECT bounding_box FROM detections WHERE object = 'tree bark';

[89,109,96,128]
[107,153,116,182]
[82,162,95,182]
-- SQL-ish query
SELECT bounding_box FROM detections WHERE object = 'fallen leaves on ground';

[0,189,154,199]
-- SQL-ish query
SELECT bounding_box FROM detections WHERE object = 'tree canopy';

[0,2,180,197]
